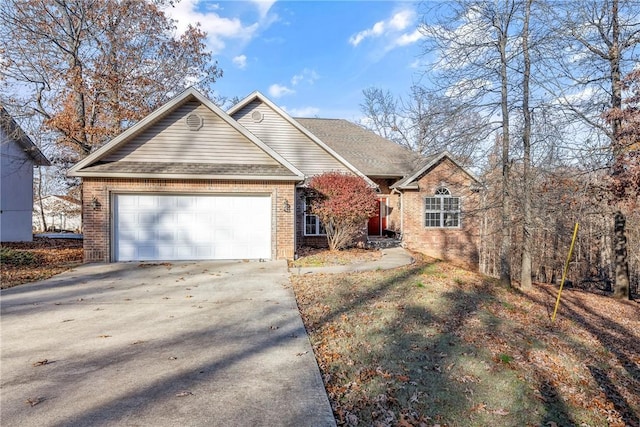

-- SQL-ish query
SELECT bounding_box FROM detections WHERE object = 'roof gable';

[391,151,481,189]
[0,106,50,166]
[68,88,303,181]
[229,92,374,185]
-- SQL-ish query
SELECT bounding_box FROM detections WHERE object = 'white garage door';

[114,194,271,261]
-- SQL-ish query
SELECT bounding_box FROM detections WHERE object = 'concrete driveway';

[1,260,336,427]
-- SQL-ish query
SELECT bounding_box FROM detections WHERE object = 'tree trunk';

[608,0,631,296]
[613,211,630,299]
[520,0,533,290]
[36,167,47,232]
[498,20,511,287]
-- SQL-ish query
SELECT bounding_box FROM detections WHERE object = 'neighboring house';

[1,106,50,242]
[33,195,82,232]
[68,88,481,267]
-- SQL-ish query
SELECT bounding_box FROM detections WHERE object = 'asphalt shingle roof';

[81,162,299,177]
[294,118,423,177]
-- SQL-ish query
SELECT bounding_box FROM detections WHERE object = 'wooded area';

[360,0,639,299]
[0,0,637,298]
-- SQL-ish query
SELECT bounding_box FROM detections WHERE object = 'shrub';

[0,247,40,266]
[308,172,378,251]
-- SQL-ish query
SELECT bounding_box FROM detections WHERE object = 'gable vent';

[251,110,264,123]
[185,113,203,131]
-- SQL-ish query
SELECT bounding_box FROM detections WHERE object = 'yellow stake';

[552,222,579,322]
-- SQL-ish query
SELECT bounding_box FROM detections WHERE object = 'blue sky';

[166,1,428,120]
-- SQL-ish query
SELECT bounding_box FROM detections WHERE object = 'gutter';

[391,187,404,238]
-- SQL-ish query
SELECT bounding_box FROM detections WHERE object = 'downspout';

[293,188,298,260]
[391,188,403,239]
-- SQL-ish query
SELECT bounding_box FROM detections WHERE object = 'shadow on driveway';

[1,261,336,427]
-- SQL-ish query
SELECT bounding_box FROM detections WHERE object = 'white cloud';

[165,0,277,54]
[268,83,295,98]
[232,55,247,69]
[291,68,319,86]
[393,29,424,47]
[282,106,320,117]
[388,9,413,31]
[250,0,277,20]
[349,8,419,47]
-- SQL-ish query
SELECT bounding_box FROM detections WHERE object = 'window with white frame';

[304,197,326,235]
[424,187,460,228]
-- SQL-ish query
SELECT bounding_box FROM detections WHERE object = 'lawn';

[1,238,83,289]
[291,254,640,427]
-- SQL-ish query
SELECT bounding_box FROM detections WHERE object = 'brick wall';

[82,178,296,262]
[295,189,328,249]
[401,158,481,269]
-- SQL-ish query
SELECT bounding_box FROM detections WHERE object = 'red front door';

[367,198,387,236]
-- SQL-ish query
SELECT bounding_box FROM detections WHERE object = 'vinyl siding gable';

[104,100,278,166]
[232,100,351,176]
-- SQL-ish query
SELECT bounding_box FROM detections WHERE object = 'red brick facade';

[292,164,480,269]
[82,178,296,262]
[400,158,481,269]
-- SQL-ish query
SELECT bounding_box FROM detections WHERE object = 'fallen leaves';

[289,247,382,268]
[291,255,640,426]
[1,238,82,288]
[26,397,45,407]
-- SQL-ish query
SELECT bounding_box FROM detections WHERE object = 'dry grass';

[1,238,83,289]
[292,254,640,426]
[290,247,382,268]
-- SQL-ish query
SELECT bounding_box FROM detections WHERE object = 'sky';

[165,0,429,120]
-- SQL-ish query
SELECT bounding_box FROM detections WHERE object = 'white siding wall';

[233,100,352,176]
[1,133,34,242]
[104,101,278,165]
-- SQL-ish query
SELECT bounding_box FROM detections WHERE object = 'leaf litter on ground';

[1,238,83,288]
[291,252,640,427]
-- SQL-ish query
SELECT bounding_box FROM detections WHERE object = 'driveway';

[1,260,336,427]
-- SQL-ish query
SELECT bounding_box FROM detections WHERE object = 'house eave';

[68,171,304,181]
[1,106,51,166]
[392,183,419,190]
[229,92,377,187]
[68,87,305,179]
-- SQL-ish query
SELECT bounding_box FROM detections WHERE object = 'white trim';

[393,151,481,189]
[302,197,326,236]
[423,187,461,229]
[70,171,300,181]
[228,91,377,188]
[68,87,304,180]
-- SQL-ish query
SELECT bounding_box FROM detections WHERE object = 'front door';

[367,197,387,236]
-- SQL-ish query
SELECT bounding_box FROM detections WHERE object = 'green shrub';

[0,248,39,266]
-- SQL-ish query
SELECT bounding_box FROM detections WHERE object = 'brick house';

[69,88,481,267]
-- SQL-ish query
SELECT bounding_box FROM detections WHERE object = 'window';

[424,187,460,228]
[304,197,325,235]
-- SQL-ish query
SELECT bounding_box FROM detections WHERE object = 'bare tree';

[546,0,640,298]
[520,0,533,289]
[360,85,490,166]
[0,0,222,161]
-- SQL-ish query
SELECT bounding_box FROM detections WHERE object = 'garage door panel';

[114,194,271,261]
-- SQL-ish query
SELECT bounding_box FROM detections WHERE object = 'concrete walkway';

[1,260,336,427]
[290,247,414,275]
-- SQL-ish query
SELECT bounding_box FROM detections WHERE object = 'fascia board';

[69,171,303,181]
[395,151,482,189]
[69,87,304,180]
[228,91,376,188]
